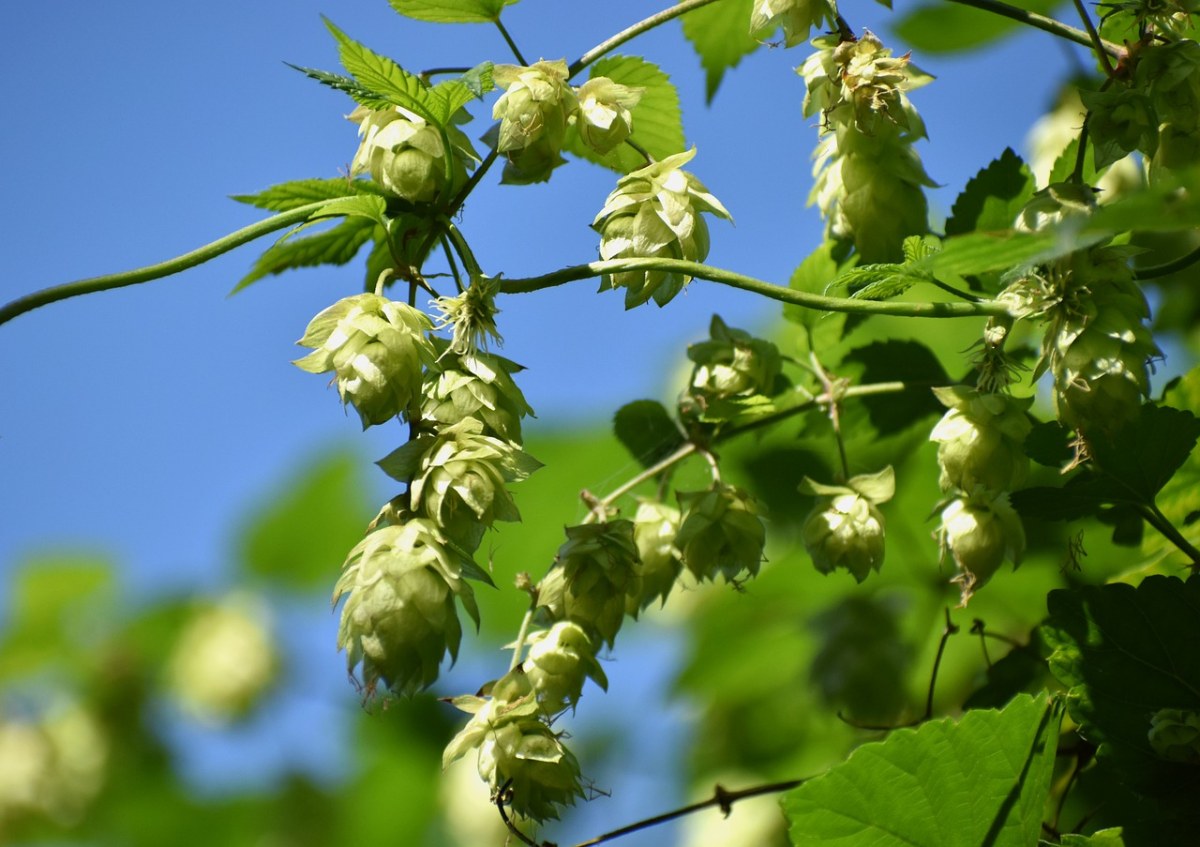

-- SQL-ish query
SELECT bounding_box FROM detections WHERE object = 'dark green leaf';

[1058,829,1126,847]
[237,449,372,590]
[892,0,1062,53]
[1025,420,1074,467]
[809,596,912,723]
[232,178,380,212]
[783,693,1062,846]
[1011,475,1129,522]
[612,400,685,468]
[786,241,850,354]
[234,217,377,292]
[564,55,685,174]
[964,630,1053,710]
[681,0,759,102]
[1147,365,1200,561]
[387,0,518,23]
[945,148,1035,237]
[1089,404,1200,503]
[844,340,950,435]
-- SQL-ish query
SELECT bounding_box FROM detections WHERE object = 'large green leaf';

[945,148,1034,237]
[612,399,685,468]
[234,217,378,292]
[785,240,850,356]
[1146,366,1200,562]
[681,0,760,102]
[232,178,382,212]
[237,448,372,591]
[784,693,1061,846]
[324,20,448,124]
[388,0,518,23]
[843,340,950,435]
[564,55,685,174]
[892,0,1064,53]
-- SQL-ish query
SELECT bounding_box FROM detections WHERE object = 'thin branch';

[0,199,338,326]
[595,442,699,515]
[569,0,725,78]
[809,353,850,482]
[944,0,1123,57]
[1071,0,1116,76]
[501,258,1010,319]
[1141,503,1200,570]
[495,19,529,65]
[496,781,541,847]
[1135,242,1200,279]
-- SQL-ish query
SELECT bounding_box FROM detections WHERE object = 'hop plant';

[431,276,503,357]
[522,621,608,714]
[591,148,733,308]
[294,293,435,428]
[750,0,838,47]
[492,59,578,183]
[377,418,542,552]
[575,77,642,155]
[421,344,535,443]
[1148,708,1200,763]
[1137,39,1200,174]
[536,521,641,648]
[928,387,1033,494]
[674,484,766,583]
[333,516,482,697]
[687,314,782,401]
[801,32,936,261]
[937,491,1026,606]
[627,499,684,612]
[348,104,476,203]
[800,467,893,583]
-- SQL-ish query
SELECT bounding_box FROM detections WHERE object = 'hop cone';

[536,521,640,648]
[800,467,893,583]
[492,60,578,184]
[929,387,1032,494]
[687,314,782,401]
[675,484,766,583]
[348,104,476,203]
[522,621,608,714]
[421,345,535,443]
[575,77,642,155]
[937,492,1025,606]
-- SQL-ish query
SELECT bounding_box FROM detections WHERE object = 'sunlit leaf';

[681,0,759,102]
[388,0,519,23]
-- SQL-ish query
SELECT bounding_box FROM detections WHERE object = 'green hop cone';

[591,147,733,308]
[575,77,642,155]
[1148,708,1200,763]
[377,418,542,553]
[929,387,1033,494]
[333,516,481,697]
[627,499,684,613]
[421,343,535,443]
[1079,86,1159,168]
[294,293,435,428]
[687,315,782,401]
[536,521,640,648]
[492,59,578,184]
[937,491,1025,606]
[348,104,476,203]
[800,467,894,583]
[478,718,584,821]
[522,621,608,714]
[674,484,766,583]
[750,0,838,47]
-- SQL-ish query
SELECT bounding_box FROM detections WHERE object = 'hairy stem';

[495,18,529,65]
[945,0,1123,57]
[569,0,725,78]
[1142,503,1200,570]
[0,200,338,327]
[501,258,1011,318]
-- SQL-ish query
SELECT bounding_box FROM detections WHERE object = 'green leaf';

[1024,420,1074,467]
[324,19,440,123]
[892,0,1062,53]
[428,62,495,120]
[286,63,400,112]
[237,448,372,591]
[232,178,382,212]
[234,217,377,292]
[1147,366,1200,561]
[843,340,950,435]
[783,693,1062,846]
[612,400,685,468]
[681,0,759,102]
[1059,829,1125,847]
[786,241,850,354]
[964,631,1053,710]
[945,148,1035,237]
[309,194,389,226]
[564,56,686,174]
[387,0,518,23]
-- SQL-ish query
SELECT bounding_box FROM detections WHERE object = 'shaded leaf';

[786,241,850,355]
[965,630,1053,710]
[1025,420,1073,468]
[783,693,1062,846]
[234,218,377,293]
[388,0,519,23]
[945,148,1034,237]
[809,595,912,723]
[612,400,684,468]
[844,340,950,435]
[1147,365,1200,561]
[1089,404,1200,505]
[892,0,1062,53]
[681,0,759,102]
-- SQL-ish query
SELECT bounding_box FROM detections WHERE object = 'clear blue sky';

[0,0,1087,839]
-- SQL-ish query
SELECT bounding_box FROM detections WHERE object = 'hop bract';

[929,387,1032,494]
[575,77,642,155]
[536,521,640,648]
[750,0,838,47]
[688,315,782,401]
[348,104,476,203]
[492,59,578,183]
[294,293,435,428]
[674,484,766,583]
[628,499,684,612]
[522,621,608,714]
[421,345,535,443]
[800,467,894,583]
[592,148,733,308]
[333,517,480,697]
[937,492,1025,606]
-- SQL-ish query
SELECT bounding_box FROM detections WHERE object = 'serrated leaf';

[234,217,377,293]
[310,194,389,226]
[786,241,851,356]
[325,19,441,123]
[783,693,1062,847]
[1147,366,1200,561]
[238,449,372,590]
[286,63,400,111]
[681,0,759,102]
[612,400,684,468]
[1025,420,1074,467]
[564,55,685,174]
[945,148,1035,237]
[892,0,1061,53]
[1090,404,1200,504]
[232,178,381,212]
[843,341,949,435]
[388,0,518,23]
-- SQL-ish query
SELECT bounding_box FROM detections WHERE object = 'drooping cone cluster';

[294,293,435,428]
[674,484,767,583]
[750,0,838,47]
[521,621,609,714]
[800,467,893,583]
[800,31,936,261]
[575,77,642,155]
[937,492,1026,606]
[421,345,534,443]
[687,314,782,402]
[627,500,684,612]
[592,148,733,308]
[348,104,477,203]
[928,387,1032,495]
[492,60,578,183]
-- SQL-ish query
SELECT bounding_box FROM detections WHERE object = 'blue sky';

[0,0,1091,838]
